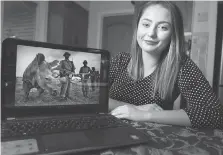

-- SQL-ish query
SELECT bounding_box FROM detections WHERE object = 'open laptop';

[1,38,149,155]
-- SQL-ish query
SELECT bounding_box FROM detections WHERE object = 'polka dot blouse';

[109,52,223,129]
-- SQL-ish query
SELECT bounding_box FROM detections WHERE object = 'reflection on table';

[89,120,223,155]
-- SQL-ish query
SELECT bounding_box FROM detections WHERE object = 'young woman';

[109,1,223,129]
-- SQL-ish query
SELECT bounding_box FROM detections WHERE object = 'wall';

[47,1,65,44]
[3,2,37,40]
[191,1,218,85]
[87,1,134,49]
[34,1,89,42]
[2,1,87,43]
[2,1,49,42]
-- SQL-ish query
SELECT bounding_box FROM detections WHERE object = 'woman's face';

[137,4,172,55]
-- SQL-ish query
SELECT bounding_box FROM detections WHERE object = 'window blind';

[3,1,37,41]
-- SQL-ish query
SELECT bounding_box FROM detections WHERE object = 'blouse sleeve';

[109,53,122,88]
[178,58,223,129]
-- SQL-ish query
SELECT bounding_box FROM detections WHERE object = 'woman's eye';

[142,23,150,28]
[158,25,169,31]
[162,27,168,30]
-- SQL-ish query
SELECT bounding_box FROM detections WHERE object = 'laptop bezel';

[1,38,110,120]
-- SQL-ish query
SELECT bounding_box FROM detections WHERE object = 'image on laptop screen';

[15,45,101,106]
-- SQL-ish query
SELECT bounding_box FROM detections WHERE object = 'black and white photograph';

[1,1,223,155]
[15,45,101,106]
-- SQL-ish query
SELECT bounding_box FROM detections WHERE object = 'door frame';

[98,9,134,49]
[35,1,48,42]
[213,1,223,95]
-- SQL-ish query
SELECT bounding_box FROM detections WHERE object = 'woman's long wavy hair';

[127,1,186,101]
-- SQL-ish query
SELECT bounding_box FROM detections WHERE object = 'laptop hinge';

[6,117,16,120]
[98,112,106,114]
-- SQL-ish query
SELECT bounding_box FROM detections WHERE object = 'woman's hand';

[110,105,151,121]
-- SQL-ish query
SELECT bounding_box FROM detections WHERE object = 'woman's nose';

[146,26,157,38]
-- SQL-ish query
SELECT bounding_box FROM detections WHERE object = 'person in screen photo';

[79,60,91,98]
[59,52,76,100]
[90,67,97,91]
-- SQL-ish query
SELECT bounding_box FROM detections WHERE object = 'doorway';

[213,1,223,104]
[102,14,133,58]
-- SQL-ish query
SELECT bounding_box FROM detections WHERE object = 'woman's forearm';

[109,99,191,126]
[136,104,163,111]
[108,98,132,111]
[148,109,191,126]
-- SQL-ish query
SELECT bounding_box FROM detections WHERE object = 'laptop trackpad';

[41,127,147,153]
[41,131,89,153]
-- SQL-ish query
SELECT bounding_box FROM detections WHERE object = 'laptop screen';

[16,45,101,106]
[2,38,110,119]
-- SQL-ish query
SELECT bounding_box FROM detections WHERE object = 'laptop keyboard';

[1,114,127,138]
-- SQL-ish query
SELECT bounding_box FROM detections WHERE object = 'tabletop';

[90,120,223,155]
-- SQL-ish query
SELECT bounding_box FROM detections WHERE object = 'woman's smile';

[144,40,159,45]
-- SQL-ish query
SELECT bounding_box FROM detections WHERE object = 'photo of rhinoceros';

[15,46,102,106]
[22,53,60,101]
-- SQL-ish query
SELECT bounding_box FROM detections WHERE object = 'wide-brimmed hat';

[83,60,88,64]
[63,52,71,57]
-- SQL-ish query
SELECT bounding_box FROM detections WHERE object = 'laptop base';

[2,126,149,155]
